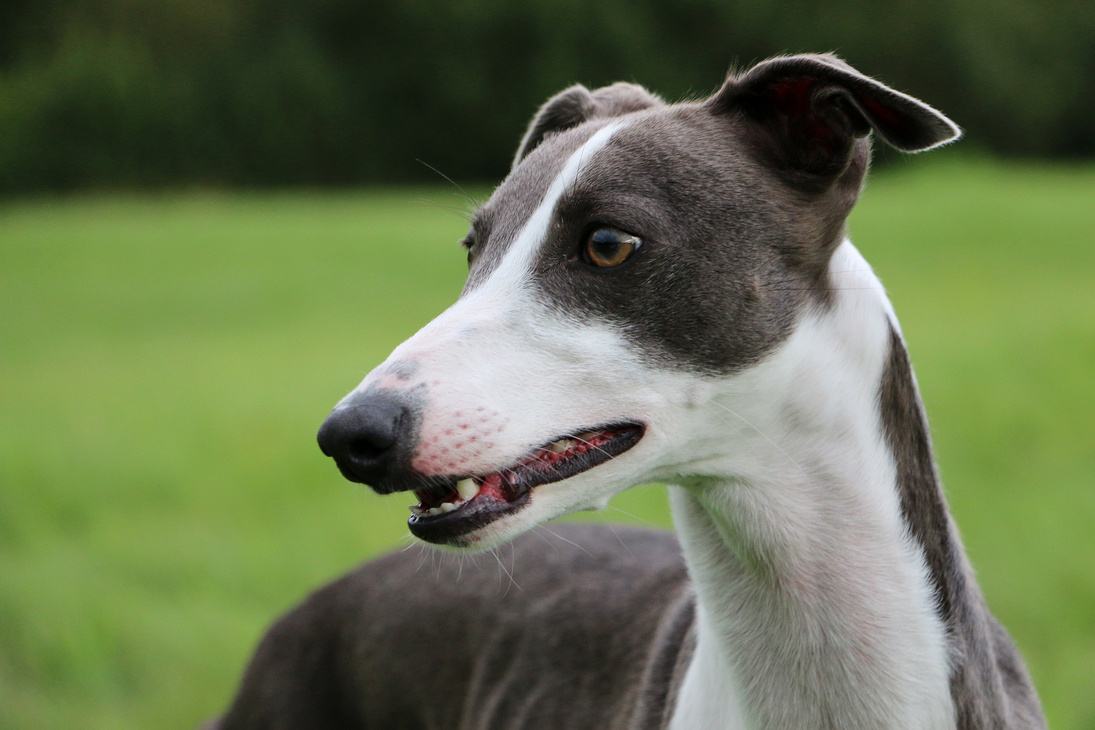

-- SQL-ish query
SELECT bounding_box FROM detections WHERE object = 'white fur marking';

[668,241,953,729]
[485,120,626,294]
[345,120,636,499]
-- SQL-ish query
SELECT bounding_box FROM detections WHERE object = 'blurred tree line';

[0,0,1092,193]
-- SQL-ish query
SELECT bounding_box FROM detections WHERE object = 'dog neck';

[667,242,956,729]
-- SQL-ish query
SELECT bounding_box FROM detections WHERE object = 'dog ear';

[513,82,662,169]
[710,54,961,188]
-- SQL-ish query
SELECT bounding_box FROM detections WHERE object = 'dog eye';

[583,227,641,268]
[460,232,477,266]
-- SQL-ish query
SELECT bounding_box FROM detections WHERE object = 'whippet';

[209,54,1046,729]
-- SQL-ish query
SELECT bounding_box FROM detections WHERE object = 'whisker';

[432,546,444,581]
[537,525,594,559]
[414,198,474,222]
[602,503,662,530]
[708,401,810,479]
[399,532,419,552]
[412,542,433,573]
[415,158,479,209]
[531,525,565,554]
[489,545,521,596]
[569,433,617,461]
[590,514,639,563]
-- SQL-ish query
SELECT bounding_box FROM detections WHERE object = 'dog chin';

[426,504,555,551]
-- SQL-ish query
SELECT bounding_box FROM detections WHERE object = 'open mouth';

[407,423,644,543]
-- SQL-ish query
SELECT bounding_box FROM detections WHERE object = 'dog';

[208,54,1046,729]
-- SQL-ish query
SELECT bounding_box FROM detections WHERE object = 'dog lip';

[406,422,645,544]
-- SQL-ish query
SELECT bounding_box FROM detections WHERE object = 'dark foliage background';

[1,0,1092,192]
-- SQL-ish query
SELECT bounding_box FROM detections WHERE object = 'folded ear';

[513,82,662,169]
[710,54,961,187]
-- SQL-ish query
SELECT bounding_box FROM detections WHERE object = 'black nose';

[317,392,412,492]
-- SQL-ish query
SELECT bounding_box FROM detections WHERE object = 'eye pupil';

[585,227,640,268]
[461,231,477,267]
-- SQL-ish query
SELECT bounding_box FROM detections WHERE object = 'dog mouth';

[407,423,644,544]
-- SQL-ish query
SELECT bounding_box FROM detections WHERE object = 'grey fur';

[474,54,960,375]
[719,54,961,154]
[512,82,663,168]
[207,55,1043,729]
[878,326,1045,728]
[210,525,694,730]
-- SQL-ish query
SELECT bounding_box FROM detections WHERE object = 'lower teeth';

[412,498,465,517]
[411,430,615,519]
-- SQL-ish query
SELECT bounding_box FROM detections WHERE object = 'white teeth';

[413,494,470,518]
[550,438,574,453]
[456,478,479,500]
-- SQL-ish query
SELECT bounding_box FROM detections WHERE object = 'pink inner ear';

[771,77,814,117]
[770,76,842,152]
[855,92,918,142]
[856,93,901,125]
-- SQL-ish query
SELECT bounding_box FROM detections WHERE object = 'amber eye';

[583,226,642,268]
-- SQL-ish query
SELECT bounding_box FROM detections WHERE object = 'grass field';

[1,160,1093,728]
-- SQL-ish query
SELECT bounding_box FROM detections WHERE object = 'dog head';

[317,54,959,548]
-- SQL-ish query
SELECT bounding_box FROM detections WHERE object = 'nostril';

[317,394,411,488]
[343,409,400,463]
[348,436,392,463]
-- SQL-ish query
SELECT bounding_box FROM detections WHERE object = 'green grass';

[1,161,1093,728]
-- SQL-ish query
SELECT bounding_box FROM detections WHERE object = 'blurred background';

[1,1,1093,728]
[2,0,1094,191]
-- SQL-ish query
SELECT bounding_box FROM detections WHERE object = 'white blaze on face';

[467,120,626,296]
[348,120,643,486]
